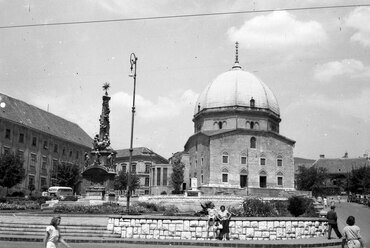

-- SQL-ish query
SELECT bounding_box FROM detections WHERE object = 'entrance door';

[240,175,248,188]
[259,176,267,188]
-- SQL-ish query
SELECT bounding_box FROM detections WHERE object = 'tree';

[170,152,185,193]
[296,166,328,193]
[113,170,140,193]
[0,152,25,194]
[55,162,80,191]
[349,166,370,194]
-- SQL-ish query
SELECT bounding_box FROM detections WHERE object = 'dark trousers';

[328,224,342,239]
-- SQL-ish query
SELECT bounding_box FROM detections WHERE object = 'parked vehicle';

[48,186,73,199]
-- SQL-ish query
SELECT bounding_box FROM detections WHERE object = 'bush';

[288,196,307,217]
[10,191,25,197]
[163,205,179,216]
[240,198,277,217]
[160,191,167,195]
[59,195,78,201]
[54,204,125,214]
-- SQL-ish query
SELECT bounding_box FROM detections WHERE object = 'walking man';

[326,205,343,239]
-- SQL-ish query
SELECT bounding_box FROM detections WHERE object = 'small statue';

[84,152,90,167]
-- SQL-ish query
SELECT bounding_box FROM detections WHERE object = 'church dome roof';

[195,64,280,116]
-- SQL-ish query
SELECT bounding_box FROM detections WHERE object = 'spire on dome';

[232,41,242,69]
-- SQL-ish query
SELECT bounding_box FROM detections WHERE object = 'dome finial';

[232,41,241,69]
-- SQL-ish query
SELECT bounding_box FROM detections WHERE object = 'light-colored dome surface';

[195,66,280,115]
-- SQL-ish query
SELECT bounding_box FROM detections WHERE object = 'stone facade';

[108,216,327,240]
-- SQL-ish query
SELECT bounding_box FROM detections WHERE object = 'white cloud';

[111,89,198,121]
[345,7,370,47]
[227,11,327,49]
[314,59,370,82]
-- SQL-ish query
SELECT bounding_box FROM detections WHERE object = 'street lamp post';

[127,53,138,214]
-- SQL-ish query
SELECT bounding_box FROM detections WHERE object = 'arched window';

[218,121,223,129]
[277,155,283,167]
[222,168,229,183]
[240,168,248,188]
[222,152,229,164]
[254,122,259,130]
[240,153,247,164]
[259,170,267,188]
[277,172,283,186]
[250,97,255,108]
[250,137,256,148]
[246,121,250,129]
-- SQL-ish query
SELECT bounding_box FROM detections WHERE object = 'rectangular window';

[69,150,73,157]
[32,137,37,147]
[30,153,37,171]
[145,163,150,173]
[260,158,266,166]
[54,144,58,153]
[157,168,161,186]
[42,156,47,172]
[163,168,168,186]
[241,156,247,164]
[43,140,48,150]
[131,164,136,173]
[5,129,11,139]
[19,133,25,143]
[28,175,35,187]
[201,175,204,184]
[41,177,47,188]
[277,159,283,167]
[152,168,155,186]
[145,177,149,186]
[201,158,204,166]
[277,177,283,186]
[222,155,228,164]
[122,165,126,172]
[222,174,228,183]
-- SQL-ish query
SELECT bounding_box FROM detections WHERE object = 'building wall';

[186,132,294,192]
[0,118,90,194]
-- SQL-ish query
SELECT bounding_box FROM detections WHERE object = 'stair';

[0,222,121,241]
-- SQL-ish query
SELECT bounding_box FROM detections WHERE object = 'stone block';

[267,221,274,230]
[239,234,246,240]
[242,221,250,227]
[142,224,150,235]
[153,230,160,239]
[280,221,286,228]
[162,224,169,230]
[164,231,169,236]
[183,220,190,231]
[229,221,235,228]
[139,219,146,224]
[292,221,298,227]
[274,221,280,228]
[298,221,304,227]
[254,231,262,237]
[198,221,207,227]
[270,235,277,240]
[246,228,254,238]
[172,220,183,224]
[113,226,121,234]
[169,224,176,232]
[133,235,139,239]
[121,230,126,237]
[126,227,133,238]
[181,231,191,239]
[262,231,269,238]
[150,224,157,229]
[114,218,119,226]
[140,235,146,239]
[107,223,113,231]
[235,221,242,228]
[147,235,153,239]
[251,221,258,228]
[189,220,198,227]
[130,219,136,226]
[176,224,184,231]
[163,220,171,224]
[258,221,267,230]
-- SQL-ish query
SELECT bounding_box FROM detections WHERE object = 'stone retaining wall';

[107,215,327,240]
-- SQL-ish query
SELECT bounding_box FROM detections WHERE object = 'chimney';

[343,152,348,158]
[319,154,325,159]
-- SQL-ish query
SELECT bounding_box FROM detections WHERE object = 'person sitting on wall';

[206,203,218,240]
[218,205,232,240]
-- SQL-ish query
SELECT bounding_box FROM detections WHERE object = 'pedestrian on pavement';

[44,215,72,248]
[324,197,328,209]
[218,205,231,240]
[326,205,343,240]
[341,216,366,248]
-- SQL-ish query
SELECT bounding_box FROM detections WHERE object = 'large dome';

[195,65,280,116]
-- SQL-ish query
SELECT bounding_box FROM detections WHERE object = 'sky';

[1,0,370,160]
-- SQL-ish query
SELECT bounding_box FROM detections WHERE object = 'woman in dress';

[218,205,231,240]
[342,216,366,248]
[206,203,218,239]
[44,215,72,248]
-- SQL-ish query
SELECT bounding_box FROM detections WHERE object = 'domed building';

[183,43,295,196]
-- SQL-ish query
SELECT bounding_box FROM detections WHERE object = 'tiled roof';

[294,157,315,173]
[115,147,169,164]
[0,93,92,147]
[313,157,370,174]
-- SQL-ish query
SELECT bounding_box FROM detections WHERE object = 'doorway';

[240,175,248,188]
[259,176,267,188]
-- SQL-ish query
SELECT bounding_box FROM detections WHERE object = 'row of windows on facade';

[4,128,82,159]
[2,146,77,177]
[221,152,283,166]
[213,120,261,130]
[118,164,169,187]
[195,170,284,187]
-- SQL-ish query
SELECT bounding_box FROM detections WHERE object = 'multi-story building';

[115,147,172,195]
[0,93,92,195]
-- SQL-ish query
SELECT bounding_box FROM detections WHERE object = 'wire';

[0,4,370,29]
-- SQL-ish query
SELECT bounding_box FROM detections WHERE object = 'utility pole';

[127,53,138,214]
